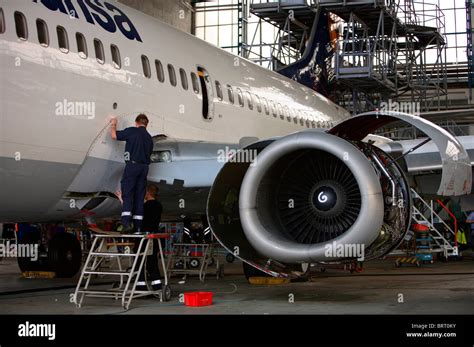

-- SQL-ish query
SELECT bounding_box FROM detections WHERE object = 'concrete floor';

[0,257,473,314]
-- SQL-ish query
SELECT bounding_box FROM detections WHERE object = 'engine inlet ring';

[239,131,385,263]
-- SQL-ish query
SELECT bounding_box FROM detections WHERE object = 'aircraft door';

[197,66,215,121]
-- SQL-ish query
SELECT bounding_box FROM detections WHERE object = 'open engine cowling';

[207,111,471,277]
[207,130,411,276]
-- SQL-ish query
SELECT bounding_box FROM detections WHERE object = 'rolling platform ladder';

[167,242,222,282]
[410,189,458,258]
[72,233,171,310]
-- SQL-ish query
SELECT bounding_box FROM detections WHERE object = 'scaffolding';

[193,1,467,117]
[243,0,448,114]
[243,0,318,69]
[315,0,448,114]
[468,0,474,100]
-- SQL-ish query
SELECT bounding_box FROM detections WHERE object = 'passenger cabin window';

[236,88,244,107]
[155,60,165,82]
[283,106,290,121]
[36,19,48,46]
[142,55,151,78]
[215,81,223,101]
[300,112,308,125]
[57,26,68,53]
[111,45,121,69]
[245,92,253,110]
[94,39,105,64]
[227,85,234,104]
[255,95,262,113]
[286,106,293,121]
[295,110,303,124]
[262,98,269,115]
[76,33,87,59]
[168,64,177,86]
[14,12,27,40]
[271,102,277,117]
[179,68,188,90]
[277,104,283,119]
[0,8,5,34]
[191,72,199,93]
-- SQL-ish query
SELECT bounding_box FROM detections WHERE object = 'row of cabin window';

[10,11,121,67]
[8,10,199,95]
[2,10,333,128]
[139,56,322,129]
[219,83,333,128]
[140,55,201,94]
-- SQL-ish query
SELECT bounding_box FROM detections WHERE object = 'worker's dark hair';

[135,113,149,126]
[147,184,159,198]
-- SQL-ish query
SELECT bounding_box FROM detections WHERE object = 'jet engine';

[207,112,471,277]
[207,131,411,276]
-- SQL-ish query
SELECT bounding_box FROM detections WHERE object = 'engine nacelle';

[207,130,411,275]
[208,111,471,277]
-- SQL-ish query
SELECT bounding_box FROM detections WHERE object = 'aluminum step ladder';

[72,232,171,310]
[167,242,223,282]
[410,189,458,258]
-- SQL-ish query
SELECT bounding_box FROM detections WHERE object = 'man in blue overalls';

[110,114,154,233]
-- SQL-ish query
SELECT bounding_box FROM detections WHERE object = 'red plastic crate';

[184,292,213,307]
[412,223,429,232]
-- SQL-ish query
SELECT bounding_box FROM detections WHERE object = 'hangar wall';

[118,0,193,33]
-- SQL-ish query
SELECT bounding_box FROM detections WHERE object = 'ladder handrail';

[413,207,453,249]
[412,206,453,250]
[436,199,458,248]
[411,188,455,238]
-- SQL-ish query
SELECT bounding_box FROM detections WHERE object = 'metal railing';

[410,189,457,257]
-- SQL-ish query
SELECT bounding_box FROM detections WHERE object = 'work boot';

[117,222,134,234]
[133,226,146,235]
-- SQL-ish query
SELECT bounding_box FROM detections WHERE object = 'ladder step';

[83,270,139,276]
[77,289,122,295]
[89,252,138,256]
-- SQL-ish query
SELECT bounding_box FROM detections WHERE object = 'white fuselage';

[0,0,349,222]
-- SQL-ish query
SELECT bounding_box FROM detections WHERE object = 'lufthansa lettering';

[33,0,142,42]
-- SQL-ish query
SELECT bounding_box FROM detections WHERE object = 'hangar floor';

[0,257,473,314]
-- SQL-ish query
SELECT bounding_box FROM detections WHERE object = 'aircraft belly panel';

[0,156,79,222]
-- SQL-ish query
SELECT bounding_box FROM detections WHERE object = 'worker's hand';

[110,117,117,126]
[115,190,123,204]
